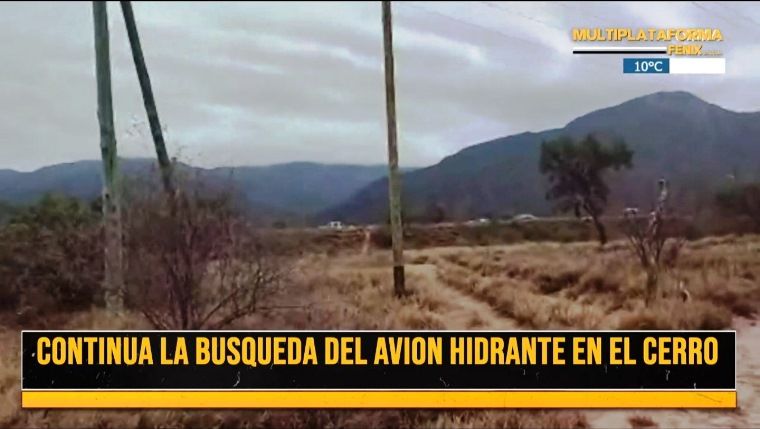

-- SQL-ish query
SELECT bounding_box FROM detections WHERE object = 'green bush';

[0,194,102,312]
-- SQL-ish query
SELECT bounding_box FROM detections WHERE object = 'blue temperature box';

[623,58,670,74]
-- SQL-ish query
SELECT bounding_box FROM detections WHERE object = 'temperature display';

[623,58,669,74]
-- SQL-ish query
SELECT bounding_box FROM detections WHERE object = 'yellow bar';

[22,391,736,409]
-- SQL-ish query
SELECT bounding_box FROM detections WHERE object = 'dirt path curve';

[411,249,759,427]
[406,262,518,330]
[339,248,759,427]
[587,317,760,428]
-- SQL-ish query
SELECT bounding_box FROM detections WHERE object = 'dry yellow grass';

[2,235,760,428]
[422,237,760,330]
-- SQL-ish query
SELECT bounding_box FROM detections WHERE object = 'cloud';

[0,1,757,171]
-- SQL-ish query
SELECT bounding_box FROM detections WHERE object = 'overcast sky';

[2,1,759,171]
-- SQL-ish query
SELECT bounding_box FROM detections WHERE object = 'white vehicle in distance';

[464,218,491,226]
[320,221,344,230]
[512,214,538,223]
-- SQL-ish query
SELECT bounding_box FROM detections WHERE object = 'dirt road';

[404,248,759,428]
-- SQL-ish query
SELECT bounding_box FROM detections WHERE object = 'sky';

[2,1,760,171]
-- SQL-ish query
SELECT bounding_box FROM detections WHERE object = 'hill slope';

[322,91,760,223]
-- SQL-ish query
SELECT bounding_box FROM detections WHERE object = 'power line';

[401,2,556,51]
[554,2,612,26]
[478,1,566,33]
[712,2,760,31]
[690,1,743,28]
[399,2,610,74]
[689,1,760,38]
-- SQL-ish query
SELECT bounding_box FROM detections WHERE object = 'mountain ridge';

[3,91,759,225]
[320,91,760,223]
[0,159,402,223]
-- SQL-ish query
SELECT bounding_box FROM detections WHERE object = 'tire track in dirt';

[412,248,759,427]
[417,248,538,329]
[324,249,520,330]
[406,262,519,330]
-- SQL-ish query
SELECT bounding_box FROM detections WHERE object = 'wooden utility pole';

[382,1,406,297]
[120,1,174,194]
[93,1,124,312]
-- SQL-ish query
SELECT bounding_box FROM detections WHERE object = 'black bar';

[22,331,735,390]
[573,50,666,54]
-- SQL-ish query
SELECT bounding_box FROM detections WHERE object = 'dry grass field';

[1,234,759,428]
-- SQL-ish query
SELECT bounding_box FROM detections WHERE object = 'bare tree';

[124,176,289,329]
[621,179,685,303]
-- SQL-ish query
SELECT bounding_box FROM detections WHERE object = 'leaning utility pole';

[120,1,174,195]
[93,1,124,312]
[382,1,406,297]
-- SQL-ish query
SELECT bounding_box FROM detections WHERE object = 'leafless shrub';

[123,175,290,329]
[621,179,686,303]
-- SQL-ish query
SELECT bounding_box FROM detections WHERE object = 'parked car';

[512,214,538,222]
[465,218,491,226]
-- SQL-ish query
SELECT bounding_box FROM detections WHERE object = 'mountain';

[208,162,397,216]
[321,91,760,223]
[5,91,759,225]
[0,160,397,223]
